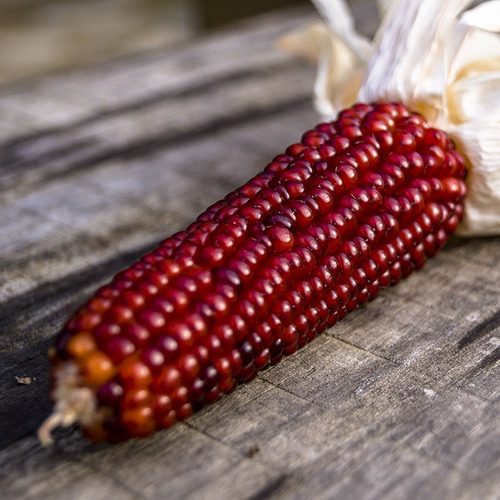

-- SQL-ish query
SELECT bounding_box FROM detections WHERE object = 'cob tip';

[38,363,99,446]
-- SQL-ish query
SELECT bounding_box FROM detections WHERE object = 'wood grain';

[0,2,498,499]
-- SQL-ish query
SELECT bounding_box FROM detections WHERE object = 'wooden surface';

[1,2,499,499]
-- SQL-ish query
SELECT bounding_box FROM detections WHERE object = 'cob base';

[38,362,101,445]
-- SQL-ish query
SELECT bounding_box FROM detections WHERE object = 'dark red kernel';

[104,338,136,365]
[97,380,124,407]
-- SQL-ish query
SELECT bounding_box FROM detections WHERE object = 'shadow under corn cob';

[40,102,467,443]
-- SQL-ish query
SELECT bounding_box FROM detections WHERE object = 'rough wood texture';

[0,2,499,499]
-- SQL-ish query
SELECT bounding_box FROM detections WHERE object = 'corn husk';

[279,0,500,236]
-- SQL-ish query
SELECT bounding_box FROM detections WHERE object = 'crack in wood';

[182,421,258,461]
[328,335,400,366]
[458,309,500,350]
[246,473,290,500]
[260,363,316,383]
[259,373,317,405]
[459,346,500,384]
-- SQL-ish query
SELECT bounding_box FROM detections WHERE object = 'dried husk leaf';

[281,0,500,236]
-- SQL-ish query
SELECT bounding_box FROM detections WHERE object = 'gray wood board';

[0,3,499,499]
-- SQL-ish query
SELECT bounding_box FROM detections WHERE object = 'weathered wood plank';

[0,2,499,500]
[0,7,317,142]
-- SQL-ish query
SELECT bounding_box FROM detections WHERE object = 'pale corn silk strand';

[303,0,500,236]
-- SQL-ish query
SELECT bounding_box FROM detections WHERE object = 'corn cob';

[39,102,466,444]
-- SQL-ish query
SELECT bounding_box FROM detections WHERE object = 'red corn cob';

[39,102,467,444]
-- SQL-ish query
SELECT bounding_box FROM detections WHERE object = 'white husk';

[279,0,500,236]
